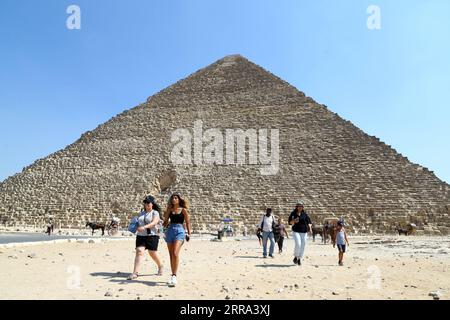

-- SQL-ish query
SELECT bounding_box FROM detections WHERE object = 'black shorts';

[136,235,159,251]
[337,244,346,253]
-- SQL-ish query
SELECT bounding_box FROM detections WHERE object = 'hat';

[143,195,156,204]
[296,201,304,207]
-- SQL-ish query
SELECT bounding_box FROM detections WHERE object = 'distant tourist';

[127,195,163,280]
[274,218,289,253]
[110,215,120,228]
[45,220,54,236]
[259,208,276,258]
[288,201,312,265]
[163,192,191,287]
[243,225,248,237]
[323,220,330,243]
[225,224,234,237]
[333,220,349,266]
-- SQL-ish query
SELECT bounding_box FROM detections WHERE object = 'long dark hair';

[151,202,162,213]
[164,192,190,222]
[292,206,305,215]
[167,192,189,209]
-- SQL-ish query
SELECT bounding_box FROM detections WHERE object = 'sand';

[0,235,448,300]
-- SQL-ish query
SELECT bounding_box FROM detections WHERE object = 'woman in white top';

[127,195,163,280]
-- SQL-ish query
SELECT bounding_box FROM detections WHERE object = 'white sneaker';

[168,275,177,287]
[167,276,173,286]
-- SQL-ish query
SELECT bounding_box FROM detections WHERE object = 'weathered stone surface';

[0,55,448,234]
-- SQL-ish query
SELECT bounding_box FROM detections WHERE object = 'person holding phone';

[127,195,163,280]
[163,192,191,287]
[288,201,312,266]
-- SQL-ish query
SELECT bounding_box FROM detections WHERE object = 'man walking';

[259,208,276,258]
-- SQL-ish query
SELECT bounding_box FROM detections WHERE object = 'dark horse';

[322,223,337,245]
[311,225,324,242]
[86,222,105,236]
[396,227,411,235]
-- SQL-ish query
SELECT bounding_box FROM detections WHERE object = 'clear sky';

[0,0,449,183]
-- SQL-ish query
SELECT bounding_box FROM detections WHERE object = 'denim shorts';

[164,224,185,243]
[337,244,346,253]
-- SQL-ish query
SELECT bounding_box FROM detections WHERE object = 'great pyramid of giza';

[0,55,449,234]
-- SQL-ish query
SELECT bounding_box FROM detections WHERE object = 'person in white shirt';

[243,225,248,237]
[127,195,163,280]
[259,208,276,258]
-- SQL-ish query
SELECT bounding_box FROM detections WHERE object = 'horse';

[322,224,337,245]
[396,224,416,236]
[86,222,105,236]
[396,227,409,235]
[311,225,324,242]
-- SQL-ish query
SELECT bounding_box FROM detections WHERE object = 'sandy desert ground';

[0,235,448,300]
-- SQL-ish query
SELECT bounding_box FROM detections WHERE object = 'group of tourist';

[127,195,349,287]
[127,192,191,287]
[257,201,349,266]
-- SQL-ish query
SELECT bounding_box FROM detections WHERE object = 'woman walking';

[275,217,289,253]
[127,195,163,280]
[288,201,312,266]
[163,192,191,287]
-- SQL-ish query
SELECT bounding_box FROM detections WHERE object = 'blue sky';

[0,0,449,183]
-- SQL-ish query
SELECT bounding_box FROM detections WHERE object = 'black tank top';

[169,209,184,224]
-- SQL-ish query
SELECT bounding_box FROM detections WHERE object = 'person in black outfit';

[288,201,312,265]
[46,219,54,236]
[163,192,191,287]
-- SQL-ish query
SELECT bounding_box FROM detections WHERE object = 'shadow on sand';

[254,264,296,268]
[90,272,166,287]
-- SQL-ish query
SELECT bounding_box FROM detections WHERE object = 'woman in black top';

[163,192,191,287]
[288,201,312,266]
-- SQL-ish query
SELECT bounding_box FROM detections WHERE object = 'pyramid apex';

[220,54,246,60]
[214,54,250,66]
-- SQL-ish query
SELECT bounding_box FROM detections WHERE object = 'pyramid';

[1,55,449,234]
